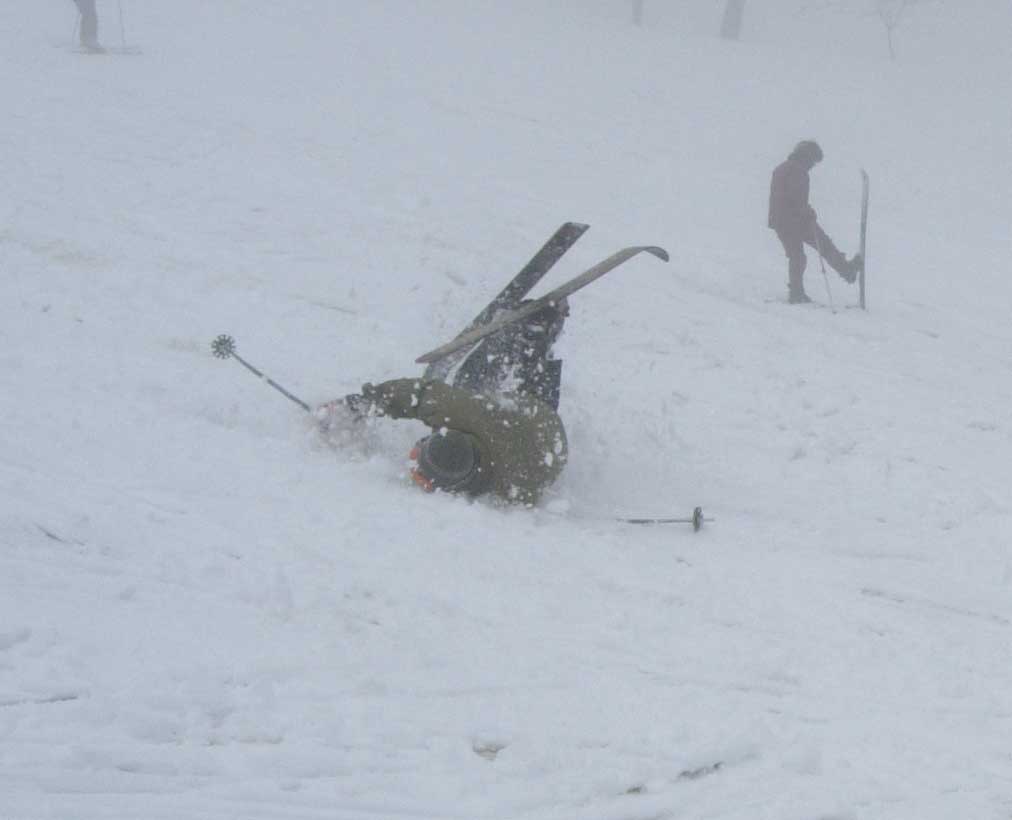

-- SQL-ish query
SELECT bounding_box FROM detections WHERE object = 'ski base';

[764,297,833,309]
[72,46,143,56]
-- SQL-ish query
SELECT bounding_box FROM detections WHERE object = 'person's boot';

[840,254,862,283]
[788,270,811,304]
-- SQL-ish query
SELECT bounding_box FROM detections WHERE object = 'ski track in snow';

[3,2,1012,819]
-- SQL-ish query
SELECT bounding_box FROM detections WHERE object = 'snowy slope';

[2,2,1012,819]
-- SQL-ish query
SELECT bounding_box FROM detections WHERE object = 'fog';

[2,3,1011,819]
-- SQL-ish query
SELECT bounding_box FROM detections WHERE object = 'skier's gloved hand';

[342,393,367,417]
[360,379,427,419]
[314,396,366,434]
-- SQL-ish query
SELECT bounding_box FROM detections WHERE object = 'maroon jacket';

[768,157,816,235]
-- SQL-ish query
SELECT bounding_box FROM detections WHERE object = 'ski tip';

[417,347,453,364]
[643,246,669,262]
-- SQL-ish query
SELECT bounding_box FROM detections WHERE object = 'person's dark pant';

[454,305,565,410]
[73,0,99,47]
[774,224,848,298]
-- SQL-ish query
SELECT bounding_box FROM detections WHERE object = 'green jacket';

[363,378,567,505]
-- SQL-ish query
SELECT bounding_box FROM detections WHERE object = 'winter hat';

[410,430,481,493]
[790,140,824,164]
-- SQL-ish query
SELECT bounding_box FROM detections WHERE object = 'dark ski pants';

[454,305,566,411]
[774,224,848,297]
[73,0,99,47]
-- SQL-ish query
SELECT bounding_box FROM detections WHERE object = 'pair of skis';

[416,223,669,365]
[422,221,589,381]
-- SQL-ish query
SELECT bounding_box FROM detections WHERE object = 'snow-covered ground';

[3,2,1012,818]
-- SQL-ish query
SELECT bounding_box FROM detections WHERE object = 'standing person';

[72,0,104,53]
[769,140,861,303]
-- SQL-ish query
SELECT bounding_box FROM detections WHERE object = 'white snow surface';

[3,2,1012,819]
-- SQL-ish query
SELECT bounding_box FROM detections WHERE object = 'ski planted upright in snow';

[858,169,869,310]
[416,245,669,364]
[423,221,589,381]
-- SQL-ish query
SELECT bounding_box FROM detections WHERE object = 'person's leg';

[453,301,567,403]
[74,0,100,48]
[513,356,562,410]
[776,230,808,301]
[513,302,567,406]
[805,224,852,278]
[453,337,505,393]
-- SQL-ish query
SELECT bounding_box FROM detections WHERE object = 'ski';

[764,297,832,309]
[424,221,589,380]
[70,46,143,56]
[416,245,669,364]
[858,169,869,310]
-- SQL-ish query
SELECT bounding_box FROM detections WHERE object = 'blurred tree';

[632,0,645,26]
[720,0,747,39]
[802,0,933,60]
[876,0,911,59]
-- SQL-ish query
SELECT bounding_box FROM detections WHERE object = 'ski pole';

[618,507,707,532]
[118,0,127,50]
[813,228,836,313]
[210,335,311,412]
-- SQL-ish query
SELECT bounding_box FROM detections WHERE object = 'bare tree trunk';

[632,0,645,27]
[720,0,746,40]
[885,24,897,59]
[877,0,908,60]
